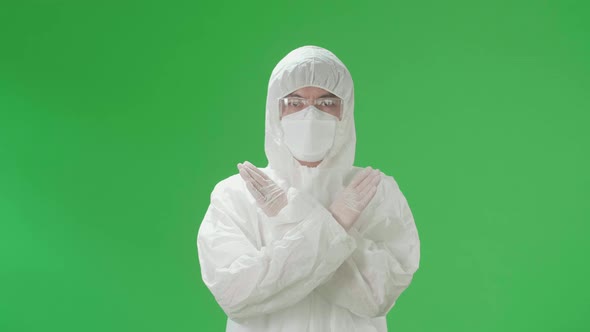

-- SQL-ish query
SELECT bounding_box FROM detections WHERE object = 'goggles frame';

[278,96,343,120]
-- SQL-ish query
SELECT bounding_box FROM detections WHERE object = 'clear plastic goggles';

[278,97,343,120]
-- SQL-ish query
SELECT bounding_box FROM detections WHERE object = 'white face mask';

[280,106,338,162]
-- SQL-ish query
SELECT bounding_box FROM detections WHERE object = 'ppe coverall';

[196,45,421,332]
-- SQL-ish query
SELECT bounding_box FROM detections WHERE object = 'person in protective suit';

[196,45,420,332]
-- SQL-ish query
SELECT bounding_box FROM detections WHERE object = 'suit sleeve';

[314,175,421,318]
[196,179,357,322]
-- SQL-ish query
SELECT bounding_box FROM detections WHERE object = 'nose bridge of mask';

[287,105,338,121]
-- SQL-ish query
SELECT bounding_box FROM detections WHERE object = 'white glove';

[329,167,382,231]
[237,161,288,217]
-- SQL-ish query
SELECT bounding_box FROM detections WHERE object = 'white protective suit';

[196,45,420,332]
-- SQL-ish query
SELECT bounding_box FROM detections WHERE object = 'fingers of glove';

[269,184,284,197]
[238,163,259,183]
[349,167,373,189]
[239,166,268,200]
[359,185,378,207]
[242,163,271,188]
[372,170,383,186]
[243,161,271,182]
[358,182,374,197]
[366,169,382,190]
[245,181,265,203]
[358,171,381,196]
[238,164,255,183]
[263,187,284,206]
[356,169,381,193]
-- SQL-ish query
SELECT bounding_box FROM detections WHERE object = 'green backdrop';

[1,0,589,331]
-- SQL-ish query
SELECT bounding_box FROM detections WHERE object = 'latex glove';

[237,161,288,217]
[329,167,382,231]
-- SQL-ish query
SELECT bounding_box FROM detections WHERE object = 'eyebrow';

[286,92,338,98]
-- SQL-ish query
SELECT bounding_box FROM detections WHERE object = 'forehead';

[286,86,337,98]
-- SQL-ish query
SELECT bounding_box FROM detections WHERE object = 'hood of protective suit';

[264,45,356,203]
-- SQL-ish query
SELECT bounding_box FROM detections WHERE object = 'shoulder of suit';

[210,173,246,200]
[380,171,400,191]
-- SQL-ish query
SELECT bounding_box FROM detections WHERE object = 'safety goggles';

[278,97,343,120]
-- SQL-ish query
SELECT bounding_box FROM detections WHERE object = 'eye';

[319,98,337,107]
[287,98,304,107]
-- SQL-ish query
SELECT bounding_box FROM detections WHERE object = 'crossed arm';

[196,173,420,322]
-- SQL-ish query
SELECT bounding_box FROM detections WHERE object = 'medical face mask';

[280,106,338,162]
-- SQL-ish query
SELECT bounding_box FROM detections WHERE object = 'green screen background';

[1,0,589,331]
